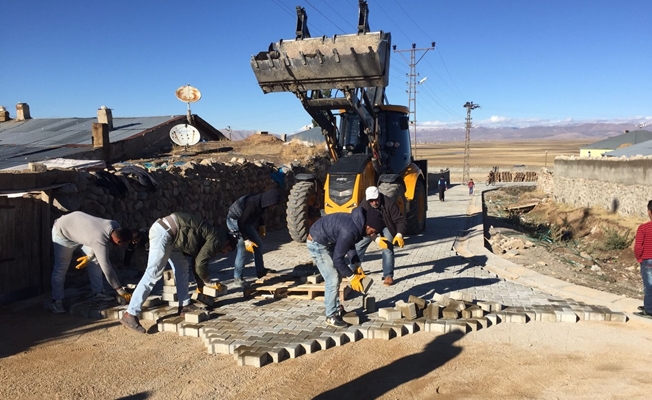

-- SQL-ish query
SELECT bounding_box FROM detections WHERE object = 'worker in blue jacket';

[306,206,385,327]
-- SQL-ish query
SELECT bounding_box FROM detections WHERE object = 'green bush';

[602,227,633,251]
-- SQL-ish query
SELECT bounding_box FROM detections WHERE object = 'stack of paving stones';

[78,185,631,367]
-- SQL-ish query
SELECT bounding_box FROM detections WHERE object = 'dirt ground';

[417,139,593,169]
[3,140,652,399]
[154,134,328,167]
[2,188,652,400]
[1,296,652,400]
[484,186,644,300]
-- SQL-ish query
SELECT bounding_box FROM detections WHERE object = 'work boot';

[178,303,202,316]
[325,313,348,328]
[383,276,394,286]
[120,312,146,334]
[50,299,65,314]
[232,278,249,289]
[92,291,116,303]
[256,268,273,279]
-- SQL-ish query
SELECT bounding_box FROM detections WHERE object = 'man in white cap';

[351,186,406,286]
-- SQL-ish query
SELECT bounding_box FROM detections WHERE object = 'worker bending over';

[50,211,133,314]
[306,207,385,327]
[120,212,237,334]
[226,188,280,287]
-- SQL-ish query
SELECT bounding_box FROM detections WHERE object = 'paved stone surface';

[94,183,636,367]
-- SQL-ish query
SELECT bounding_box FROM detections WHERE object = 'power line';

[304,0,348,34]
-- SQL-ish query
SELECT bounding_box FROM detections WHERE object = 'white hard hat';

[365,186,379,201]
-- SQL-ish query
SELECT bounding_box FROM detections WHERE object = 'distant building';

[286,126,324,143]
[0,103,228,170]
[579,129,652,157]
[604,139,652,158]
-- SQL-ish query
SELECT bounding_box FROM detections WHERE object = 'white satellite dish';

[170,124,201,146]
[175,85,202,103]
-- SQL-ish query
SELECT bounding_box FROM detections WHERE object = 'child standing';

[468,179,475,195]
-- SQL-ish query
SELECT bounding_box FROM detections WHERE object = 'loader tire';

[406,180,426,234]
[287,180,322,243]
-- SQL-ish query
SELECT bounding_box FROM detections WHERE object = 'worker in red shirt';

[634,200,652,319]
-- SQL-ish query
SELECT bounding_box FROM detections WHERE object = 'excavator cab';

[250,1,427,242]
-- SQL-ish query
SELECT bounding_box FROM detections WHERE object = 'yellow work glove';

[349,272,365,293]
[75,256,89,270]
[353,264,366,279]
[244,240,258,253]
[375,236,390,250]
[392,234,405,248]
[202,281,227,296]
[116,288,131,304]
[258,226,266,238]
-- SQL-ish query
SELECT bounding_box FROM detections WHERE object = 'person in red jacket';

[634,200,652,319]
[468,179,475,195]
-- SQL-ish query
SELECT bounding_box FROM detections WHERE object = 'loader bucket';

[251,32,391,94]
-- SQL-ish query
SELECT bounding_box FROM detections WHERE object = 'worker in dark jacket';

[226,188,280,287]
[307,206,385,327]
[354,186,407,286]
[438,176,448,201]
[120,212,238,334]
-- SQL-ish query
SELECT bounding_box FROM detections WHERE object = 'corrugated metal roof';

[0,116,179,146]
[287,127,323,143]
[583,130,652,149]
[0,116,182,170]
[604,140,652,157]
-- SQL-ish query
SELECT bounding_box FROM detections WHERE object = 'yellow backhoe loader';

[250,0,427,242]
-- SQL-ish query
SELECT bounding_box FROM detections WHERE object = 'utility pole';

[462,102,480,184]
[393,42,435,158]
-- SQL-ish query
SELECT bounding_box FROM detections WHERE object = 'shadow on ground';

[313,332,464,399]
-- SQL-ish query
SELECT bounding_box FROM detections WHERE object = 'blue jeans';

[354,227,394,278]
[641,259,652,313]
[127,222,190,316]
[307,239,341,317]
[51,226,105,300]
[227,217,264,279]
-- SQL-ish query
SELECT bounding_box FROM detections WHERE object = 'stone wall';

[553,156,652,219]
[1,156,332,232]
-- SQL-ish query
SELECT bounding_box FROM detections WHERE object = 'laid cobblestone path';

[91,184,626,367]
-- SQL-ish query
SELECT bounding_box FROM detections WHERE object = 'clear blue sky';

[2,1,651,134]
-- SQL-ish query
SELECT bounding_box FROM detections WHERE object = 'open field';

[416,139,594,169]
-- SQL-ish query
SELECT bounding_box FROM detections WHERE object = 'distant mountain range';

[227,122,647,143]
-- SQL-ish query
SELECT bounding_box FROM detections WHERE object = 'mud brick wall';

[537,168,554,195]
[552,156,652,219]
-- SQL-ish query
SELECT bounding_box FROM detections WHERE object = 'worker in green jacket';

[120,212,238,334]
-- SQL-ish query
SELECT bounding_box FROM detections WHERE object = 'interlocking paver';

[83,183,636,366]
